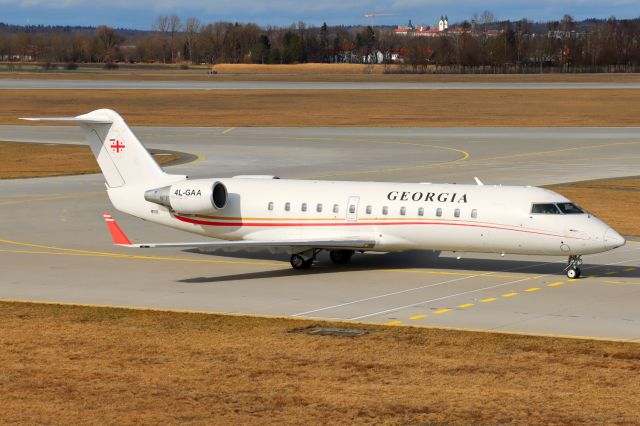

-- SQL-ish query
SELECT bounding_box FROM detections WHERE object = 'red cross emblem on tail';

[110,138,125,153]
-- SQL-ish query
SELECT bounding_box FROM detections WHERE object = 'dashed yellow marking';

[604,271,617,275]
[433,308,452,314]
[547,281,565,287]
[525,287,540,292]
[502,292,518,298]
[409,314,426,320]
[222,127,236,134]
[604,281,640,285]
[480,298,497,303]
[457,303,474,308]
[386,320,402,326]
[623,267,636,272]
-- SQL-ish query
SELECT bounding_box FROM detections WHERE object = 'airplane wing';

[102,213,376,250]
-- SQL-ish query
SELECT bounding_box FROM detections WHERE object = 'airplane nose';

[604,228,626,250]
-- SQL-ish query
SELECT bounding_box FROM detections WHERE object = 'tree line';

[0,14,638,72]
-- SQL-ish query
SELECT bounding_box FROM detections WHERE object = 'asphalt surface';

[1,79,640,90]
[1,126,640,341]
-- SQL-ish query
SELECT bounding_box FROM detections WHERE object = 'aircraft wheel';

[291,254,312,270]
[329,250,354,264]
[566,268,580,279]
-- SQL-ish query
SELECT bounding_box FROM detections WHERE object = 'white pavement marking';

[292,260,562,317]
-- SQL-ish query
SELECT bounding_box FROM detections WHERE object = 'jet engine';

[144,180,227,214]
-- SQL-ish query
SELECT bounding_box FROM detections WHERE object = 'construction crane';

[363,13,399,27]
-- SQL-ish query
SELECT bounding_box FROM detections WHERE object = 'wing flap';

[133,239,376,250]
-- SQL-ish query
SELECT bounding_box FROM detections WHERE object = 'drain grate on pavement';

[288,326,370,337]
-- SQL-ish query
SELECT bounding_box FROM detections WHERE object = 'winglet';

[103,212,132,246]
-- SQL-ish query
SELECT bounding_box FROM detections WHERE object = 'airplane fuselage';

[110,178,623,257]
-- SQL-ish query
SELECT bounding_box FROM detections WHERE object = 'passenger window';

[556,203,584,214]
[454,208,460,218]
[471,209,477,218]
[316,203,322,213]
[531,203,561,214]
[349,204,356,214]
[418,207,424,216]
[333,204,339,214]
[400,206,406,216]
[382,206,388,215]
[268,202,274,211]
[366,205,372,214]
[285,202,291,212]
[301,203,307,212]
[436,208,442,217]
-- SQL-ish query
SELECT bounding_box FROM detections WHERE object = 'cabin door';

[346,196,360,222]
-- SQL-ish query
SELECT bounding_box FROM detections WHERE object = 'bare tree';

[152,15,170,63]
[95,26,123,63]
[184,17,202,63]
[168,14,182,63]
[480,10,495,25]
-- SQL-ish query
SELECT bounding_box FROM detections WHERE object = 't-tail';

[21,108,184,187]
[21,109,187,216]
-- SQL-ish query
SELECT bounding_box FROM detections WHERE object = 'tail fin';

[21,109,169,188]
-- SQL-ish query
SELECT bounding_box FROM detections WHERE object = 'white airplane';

[23,109,625,278]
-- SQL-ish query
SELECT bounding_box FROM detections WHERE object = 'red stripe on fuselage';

[173,215,585,240]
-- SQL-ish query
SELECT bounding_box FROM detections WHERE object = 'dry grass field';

[1,301,639,425]
[549,178,640,236]
[2,89,639,127]
[0,142,178,179]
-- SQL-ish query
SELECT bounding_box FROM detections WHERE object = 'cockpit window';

[531,203,561,214]
[556,203,584,214]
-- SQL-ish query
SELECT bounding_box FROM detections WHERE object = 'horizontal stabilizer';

[20,115,112,124]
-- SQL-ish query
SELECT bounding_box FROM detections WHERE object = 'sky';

[1,0,638,29]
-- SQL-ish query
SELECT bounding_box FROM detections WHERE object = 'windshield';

[531,203,561,214]
[531,202,585,215]
[556,203,584,214]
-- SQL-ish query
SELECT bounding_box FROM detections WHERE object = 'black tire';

[291,254,312,270]
[566,268,578,279]
[575,268,581,278]
[329,249,354,264]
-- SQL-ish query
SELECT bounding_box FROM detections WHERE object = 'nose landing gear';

[565,255,582,279]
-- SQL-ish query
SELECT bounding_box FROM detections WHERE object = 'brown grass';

[548,177,640,236]
[2,89,639,127]
[1,301,639,425]
[0,142,178,179]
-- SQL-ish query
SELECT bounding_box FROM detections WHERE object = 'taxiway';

[1,126,639,341]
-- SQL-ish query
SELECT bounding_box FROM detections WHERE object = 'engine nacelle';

[144,180,227,214]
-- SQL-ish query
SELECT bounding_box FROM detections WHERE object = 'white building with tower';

[438,15,449,32]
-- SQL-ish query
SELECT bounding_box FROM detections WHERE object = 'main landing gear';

[565,255,582,279]
[329,249,354,264]
[290,249,355,270]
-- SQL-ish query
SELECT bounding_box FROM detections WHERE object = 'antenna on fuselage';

[474,177,484,186]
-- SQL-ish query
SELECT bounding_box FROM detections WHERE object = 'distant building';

[393,14,500,38]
